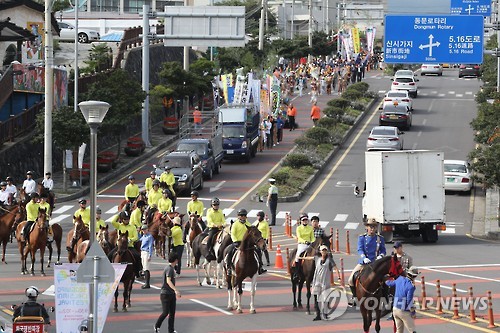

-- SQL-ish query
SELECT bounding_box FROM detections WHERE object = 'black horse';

[287,234,331,314]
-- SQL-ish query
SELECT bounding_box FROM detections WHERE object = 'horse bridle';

[357,263,385,296]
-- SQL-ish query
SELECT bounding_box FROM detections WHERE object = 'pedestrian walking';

[287,103,297,131]
[310,101,321,127]
[154,252,181,333]
[266,178,278,226]
[140,225,154,289]
[276,114,284,143]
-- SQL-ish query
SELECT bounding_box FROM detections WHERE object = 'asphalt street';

[1,68,499,333]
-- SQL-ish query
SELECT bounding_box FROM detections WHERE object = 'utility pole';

[259,0,265,50]
[44,0,54,177]
[308,0,313,48]
[291,0,294,39]
[142,5,152,147]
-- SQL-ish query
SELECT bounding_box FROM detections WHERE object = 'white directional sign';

[384,15,484,64]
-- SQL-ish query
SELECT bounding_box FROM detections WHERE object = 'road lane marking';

[415,279,467,293]
[98,194,123,198]
[422,119,427,126]
[50,214,70,224]
[190,299,233,315]
[421,264,500,268]
[422,267,500,283]
[334,214,348,221]
[344,222,359,230]
[51,205,73,214]
[300,99,383,211]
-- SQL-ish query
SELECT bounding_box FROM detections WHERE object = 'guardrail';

[113,24,164,69]
[0,101,43,146]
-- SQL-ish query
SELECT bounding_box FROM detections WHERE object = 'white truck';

[362,150,446,243]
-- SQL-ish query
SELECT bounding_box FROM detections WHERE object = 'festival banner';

[352,27,360,54]
[54,263,126,333]
[25,22,44,60]
[245,72,253,104]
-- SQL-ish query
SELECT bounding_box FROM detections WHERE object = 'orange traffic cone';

[274,244,284,269]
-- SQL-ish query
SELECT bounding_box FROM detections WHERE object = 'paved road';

[1,69,499,333]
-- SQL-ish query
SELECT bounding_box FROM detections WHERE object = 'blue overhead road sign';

[450,0,491,16]
[384,15,484,64]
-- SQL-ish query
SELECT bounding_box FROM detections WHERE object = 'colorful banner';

[352,27,360,54]
[365,27,376,54]
[26,22,44,60]
[54,263,126,333]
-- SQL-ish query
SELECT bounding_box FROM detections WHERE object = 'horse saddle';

[201,230,224,246]
[353,270,361,287]
[201,235,209,245]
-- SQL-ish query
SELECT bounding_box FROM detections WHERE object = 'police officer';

[13,286,50,324]
[348,218,386,305]
[204,197,225,260]
[171,217,185,276]
[159,166,176,197]
[292,214,314,276]
[187,191,205,228]
[95,206,106,230]
[266,178,278,226]
[158,189,173,215]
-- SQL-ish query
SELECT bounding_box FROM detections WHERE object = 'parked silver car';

[366,126,404,151]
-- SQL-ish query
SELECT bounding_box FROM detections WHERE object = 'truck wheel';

[421,225,438,243]
[250,146,257,158]
[206,167,213,180]
[214,162,220,174]
[381,230,393,243]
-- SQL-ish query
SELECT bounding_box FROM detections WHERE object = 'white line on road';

[412,143,418,150]
[50,214,71,224]
[417,131,422,137]
[422,119,427,126]
[422,267,500,284]
[334,214,348,222]
[456,94,463,97]
[98,194,124,198]
[52,205,74,214]
[421,264,500,268]
[344,222,359,230]
[106,207,118,214]
[416,279,467,293]
[190,299,233,315]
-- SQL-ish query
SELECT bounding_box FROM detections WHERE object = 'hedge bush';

[283,153,312,168]
[305,127,331,144]
[347,82,369,93]
[317,117,337,129]
[294,136,318,149]
[271,167,291,184]
[327,98,351,110]
[341,89,363,101]
[323,106,345,120]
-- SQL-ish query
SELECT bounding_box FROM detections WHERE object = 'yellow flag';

[352,27,360,54]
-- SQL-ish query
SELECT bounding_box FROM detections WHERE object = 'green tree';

[189,58,217,106]
[85,69,146,154]
[158,61,196,99]
[80,44,113,75]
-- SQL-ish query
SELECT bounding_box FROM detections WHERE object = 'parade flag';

[352,27,360,54]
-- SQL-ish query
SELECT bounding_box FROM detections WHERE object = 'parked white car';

[56,22,100,43]
[444,160,473,193]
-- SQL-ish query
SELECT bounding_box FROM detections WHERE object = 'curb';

[276,96,379,203]
[56,133,179,203]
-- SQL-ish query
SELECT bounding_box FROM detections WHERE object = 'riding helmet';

[128,175,135,180]
[237,208,248,216]
[120,211,130,220]
[150,171,156,175]
[190,190,199,197]
[162,189,170,195]
[78,198,87,204]
[26,171,33,175]
[31,193,39,198]
[164,165,172,170]
[25,286,39,298]
[257,211,265,218]
[211,197,220,205]
[136,200,146,208]
[152,179,160,186]
[96,206,102,214]
[0,181,6,186]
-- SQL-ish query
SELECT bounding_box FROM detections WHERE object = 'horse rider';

[292,214,314,275]
[5,177,18,201]
[226,209,267,275]
[159,166,176,197]
[23,171,37,198]
[148,180,162,208]
[74,198,91,228]
[140,224,154,289]
[348,218,387,306]
[184,190,206,242]
[252,211,270,266]
[124,175,140,204]
[158,189,173,217]
[130,200,146,231]
[21,193,40,243]
[171,217,185,276]
[0,181,11,210]
[393,241,413,271]
[38,193,53,241]
[41,172,54,192]
[204,197,226,261]
[144,171,157,192]
[110,211,142,277]
[95,206,106,230]
[385,266,420,333]
[12,286,50,325]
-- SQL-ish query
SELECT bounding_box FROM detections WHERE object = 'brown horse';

[66,215,90,263]
[76,240,90,263]
[145,208,174,259]
[224,226,266,313]
[111,231,135,312]
[37,182,55,216]
[185,213,202,268]
[355,255,393,333]
[46,223,63,267]
[117,192,147,215]
[287,235,331,314]
[75,225,114,263]
[0,204,23,263]
[15,208,48,276]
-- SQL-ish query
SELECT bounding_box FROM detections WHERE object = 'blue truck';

[218,104,260,162]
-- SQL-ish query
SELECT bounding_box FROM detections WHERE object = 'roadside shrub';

[347,82,369,93]
[283,153,312,168]
[317,117,337,129]
[323,106,345,120]
[330,131,345,145]
[295,136,317,148]
[305,127,331,144]
[341,89,363,101]
[341,114,356,125]
[327,98,351,110]
[351,102,366,111]
[271,167,291,184]
[345,108,362,118]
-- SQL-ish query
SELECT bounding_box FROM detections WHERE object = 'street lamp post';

[78,100,110,333]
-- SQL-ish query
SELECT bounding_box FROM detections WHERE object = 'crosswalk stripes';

[334,214,348,222]
[105,207,118,215]
[51,205,73,214]
[344,222,360,230]
[50,214,71,224]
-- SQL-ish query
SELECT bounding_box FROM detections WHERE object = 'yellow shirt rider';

[294,213,314,265]
[124,175,140,203]
[159,166,176,197]
[95,206,106,230]
[74,198,91,228]
[22,193,40,241]
[148,180,162,207]
[205,197,225,260]
[130,200,146,230]
[157,189,173,214]
[144,171,156,192]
